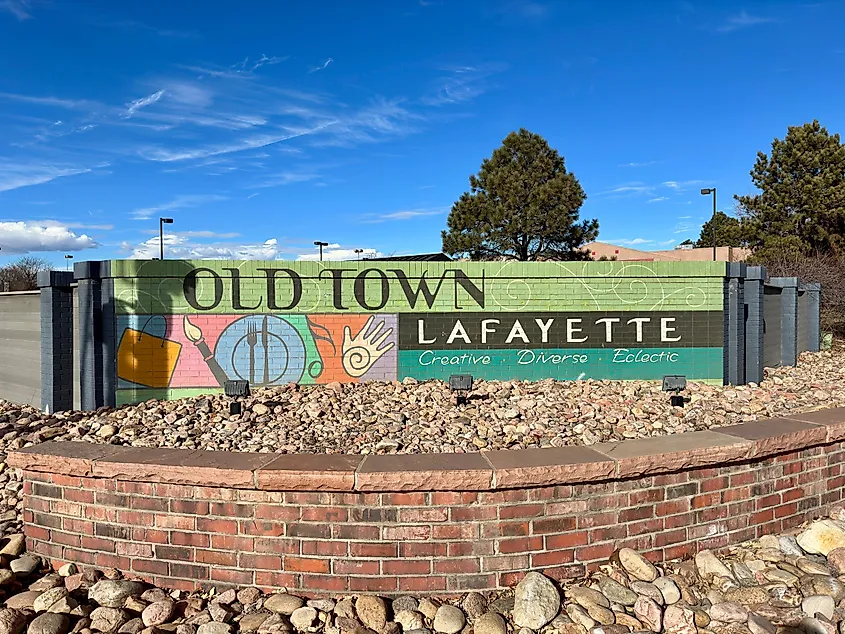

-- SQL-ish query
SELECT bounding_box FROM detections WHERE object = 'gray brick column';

[724,262,746,385]
[805,282,821,352]
[743,266,765,385]
[769,276,799,367]
[75,261,115,410]
[38,270,75,413]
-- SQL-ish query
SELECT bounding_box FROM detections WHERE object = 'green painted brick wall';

[107,259,727,402]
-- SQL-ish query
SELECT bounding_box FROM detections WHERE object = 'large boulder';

[513,572,561,630]
[797,521,845,556]
[88,582,145,609]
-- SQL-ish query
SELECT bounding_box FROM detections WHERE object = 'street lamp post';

[314,241,329,262]
[700,188,717,261]
[354,248,363,261]
[159,218,174,260]
[64,255,73,271]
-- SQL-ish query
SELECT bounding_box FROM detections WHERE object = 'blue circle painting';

[214,315,305,386]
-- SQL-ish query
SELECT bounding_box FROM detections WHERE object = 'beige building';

[582,241,750,262]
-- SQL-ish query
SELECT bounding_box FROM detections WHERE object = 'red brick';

[210,568,254,586]
[499,504,544,519]
[382,493,426,505]
[211,535,254,551]
[775,502,799,519]
[172,532,209,548]
[730,472,756,486]
[576,543,615,562]
[399,542,447,558]
[619,506,654,522]
[284,557,330,573]
[52,531,81,547]
[170,500,209,515]
[81,536,115,552]
[301,507,348,522]
[197,518,239,534]
[398,576,447,592]
[578,512,618,528]
[758,494,782,509]
[131,496,169,512]
[434,558,480,574]
[349,576,398,592]
[350,542,397,558]
[655,528,687,547]
[379,559,430,575]
[254,572,301,590]
[95,553,130,569]
[156,515,195,530]
[62,518,93,534]
[533,517,576,533]
[333,524,379,540]
[545,532,587,549]
[448,541,494,557]
[119,510,155,525]
[589,525,626,542]
[64,489,95,504]
[432,524,476,540]
[532,549,575,567]
[170,563,209,580]
[116,542,153,557]
[254,538,300,555]
[209,503,253,517]
[382,526,430,541]
[133,559,169,575]
[301,541,348,556]
[196,550,238,566]
[51,475,81,487]
[334,560,380,575]
[498,537,543,554]
[481,554,529,571]
[447,574,497,591]
[399,508,448,523]
[431,492,477,505]
[450,506,497,521]
[240,554,283,570]
[481,521,528,538]
[664,513,695,529]
[628,488,665,505]
[61,547,96,565]
[239,521,284,537]
[627,518,664,537]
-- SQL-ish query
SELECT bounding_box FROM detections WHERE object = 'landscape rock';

[290,608,316,631]
[633,597,661,632]
[594,577,637,607]
[803,597,836,620]
[196,624,232,634]
[612,549,658,582]
[709,602,748,623]
[653,577,682,605]
[747,614,777,634]
[696,551,734,580]
[28,613,69,634]
[11,554,40,575]
[90,607,129,634]
[0,609,28,634]
[356,597,387,632]
[89,582,145,609]
[798,522,845,557]
[663,606,696,634]
[264,595,304,616]
[472,614,506,634]
[418,601,439,622]
[432,606,465,634]
[34,589,70,613]
[142,602,175,627]
[513,572,561,630]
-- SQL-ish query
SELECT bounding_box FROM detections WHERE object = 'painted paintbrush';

[183,315,230,387]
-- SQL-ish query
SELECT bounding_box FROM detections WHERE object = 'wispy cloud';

[309,58,334,73]
[608,238,654,247]
[598,180,706,197]
[88,18,198,38]
[619,160,660,168]
[0,0,32,20]
[126,235,281,260]
[123,90,165,118]
[253,172,321,188]
[362,207,448,223]
[138,123,335,162]
[647,196,668,203]
[422,64,504,106]
[716,10,774,33]
[0,220,97,253]
[0,161,93,193]
[130,194,228,220]
[0,92,93,110]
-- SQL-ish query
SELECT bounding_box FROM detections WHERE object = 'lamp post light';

[700,188,717,261]
[354,248,363,261]
[314,241,329,262]
[64,255,73,271]
[159,218,174,260]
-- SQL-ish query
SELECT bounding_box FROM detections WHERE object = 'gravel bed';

[1,349,844,459]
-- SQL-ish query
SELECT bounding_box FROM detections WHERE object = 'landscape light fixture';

[64,254,73,271]
[224,380,250,415]
[700,188,717,261]
[354,248,364,261]
[314,240,329,261]
[662,375,687,408]
[448,374,473,405]
[159,217,174,260]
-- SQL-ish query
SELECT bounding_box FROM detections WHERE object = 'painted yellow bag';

[117,317,181,388]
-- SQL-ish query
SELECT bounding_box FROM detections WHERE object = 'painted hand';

[342,316,395,378]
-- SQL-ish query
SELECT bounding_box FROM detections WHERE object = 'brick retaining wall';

[9,408,845,595]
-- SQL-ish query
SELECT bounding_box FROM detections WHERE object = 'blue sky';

[0,0,843,265]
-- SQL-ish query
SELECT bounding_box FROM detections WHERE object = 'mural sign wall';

[109,260,726,404]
